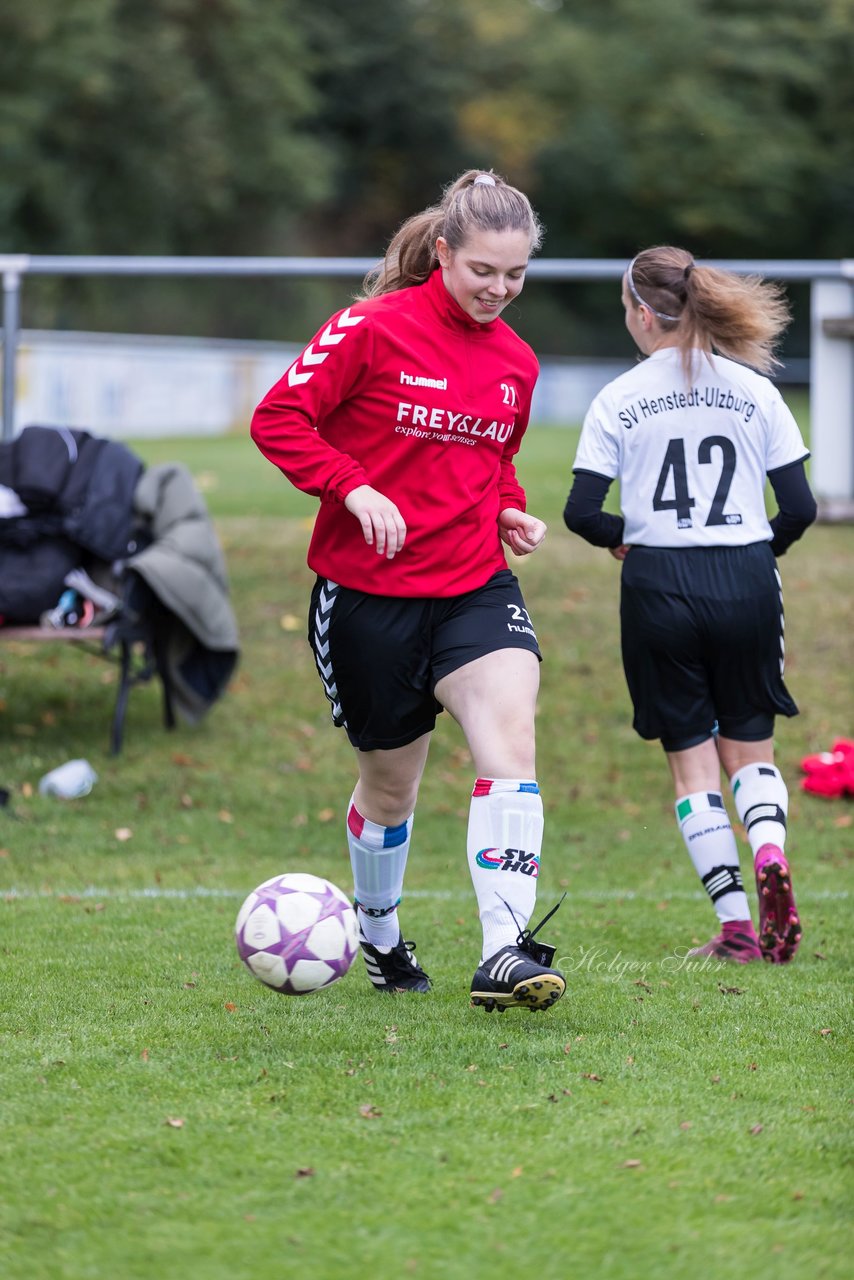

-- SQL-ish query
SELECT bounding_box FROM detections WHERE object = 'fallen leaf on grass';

[295,1167,315,1179]
[792,1190,805,1200]
[718,984,743,995]
[359,1104,382,1119]
[833,813,852,828]
[582,1073,602,1082]
[749,1124,764,1136]
[218,809,234,824]
[140,1049,149,1062]
[224,1002,237,1012]
[171,753,199,767]
[819,1028,833,1036]
[487,1188,503,1204]
[511,1167,523,1178]
[164,1117,185,1128]
[114,828,133,842]
[622,1160,643,1169]
[813,952,826,960]
[679,1121,692,1130]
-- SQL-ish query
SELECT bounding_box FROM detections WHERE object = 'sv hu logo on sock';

[476,848,540,877]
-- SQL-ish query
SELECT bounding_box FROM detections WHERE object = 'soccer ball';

[235,873,359,996]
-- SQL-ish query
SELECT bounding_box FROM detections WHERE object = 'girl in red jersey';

[251,171,565,1012]
[564,246,817,965]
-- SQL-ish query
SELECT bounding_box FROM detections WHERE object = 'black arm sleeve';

[563,469,625,549]
[767,458,818,557]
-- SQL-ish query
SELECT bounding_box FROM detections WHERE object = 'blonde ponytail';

[628,246,791,375]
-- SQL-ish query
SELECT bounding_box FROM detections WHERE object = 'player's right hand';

[344,485,407,558]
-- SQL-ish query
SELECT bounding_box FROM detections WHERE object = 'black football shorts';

[619,542,798,752]
[308,568,541,751]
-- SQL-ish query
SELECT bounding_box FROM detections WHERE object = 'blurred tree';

[0,0,329,253]
[520,0,854,259]
[294,0,475,255]
[1,0,850,349]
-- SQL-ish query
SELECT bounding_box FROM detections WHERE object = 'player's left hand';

[499,508,547,556]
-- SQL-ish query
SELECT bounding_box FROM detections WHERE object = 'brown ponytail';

[361,169,543,299]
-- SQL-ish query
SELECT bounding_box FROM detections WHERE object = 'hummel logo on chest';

[399,371,448,390]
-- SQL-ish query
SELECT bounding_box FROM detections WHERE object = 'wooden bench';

[0,621,175,755]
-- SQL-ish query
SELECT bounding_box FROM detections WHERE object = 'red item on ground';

[800,738,854,798]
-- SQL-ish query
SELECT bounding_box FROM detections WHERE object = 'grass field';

[1,405,851,1280]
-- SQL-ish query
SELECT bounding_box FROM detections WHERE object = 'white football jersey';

[573,348,809,547]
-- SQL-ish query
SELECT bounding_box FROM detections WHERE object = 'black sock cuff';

[701,865,744,902]
[743,802,787,833]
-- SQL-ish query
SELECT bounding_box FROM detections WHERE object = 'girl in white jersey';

[564,246,817,964]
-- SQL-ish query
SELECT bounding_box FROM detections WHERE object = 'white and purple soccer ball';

[235,873,359,996]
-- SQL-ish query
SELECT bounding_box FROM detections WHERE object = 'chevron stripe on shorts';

[311,579,346,727]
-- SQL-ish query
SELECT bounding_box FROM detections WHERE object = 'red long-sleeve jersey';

[250,268,539,597]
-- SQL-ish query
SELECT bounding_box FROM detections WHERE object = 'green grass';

[1,412,851,1280]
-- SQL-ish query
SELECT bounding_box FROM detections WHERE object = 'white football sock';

[467,778,543,961]
[347,797,412,947]
[675,791,752,924]
[730,763,788,857]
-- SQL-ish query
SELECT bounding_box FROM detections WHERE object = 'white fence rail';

[2,255,853,506]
